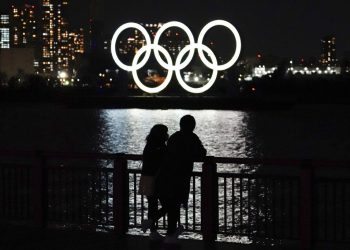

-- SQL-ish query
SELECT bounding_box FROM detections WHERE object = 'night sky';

[1,0,350,59]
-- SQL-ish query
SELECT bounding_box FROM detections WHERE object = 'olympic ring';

[111,23,152,71]
[111,20,241,94]
[132,44,173,94]
[175,43,218,94]
[198,20,241,71]
[153,21,196,71]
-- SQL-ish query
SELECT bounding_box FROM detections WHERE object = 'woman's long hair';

[146,124,168,145]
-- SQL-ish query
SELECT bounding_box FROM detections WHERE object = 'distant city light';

[286,66,341,75]
[62,80,70,86]
[58,71,68,79]
[252,65,277,78]
[244,76,252,81]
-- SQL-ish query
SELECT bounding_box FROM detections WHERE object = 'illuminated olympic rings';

[111,20,241,94]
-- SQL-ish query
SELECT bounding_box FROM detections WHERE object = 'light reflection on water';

[99,109,252,158]
[1,105,350,160]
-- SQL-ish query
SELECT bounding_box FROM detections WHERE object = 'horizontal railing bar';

[49,165,115,172]
[0,164,115,171]
[43,151,119,160]
[0,149,39,158]
[128,168,202,176]
[0,163,302,178]
[124,154,143,161]
[0,150,120,160]
[316,178,350,182]
[0,163,34,168]
[0,150,350,169]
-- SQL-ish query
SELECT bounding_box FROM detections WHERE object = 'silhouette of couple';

[139,115,206,244]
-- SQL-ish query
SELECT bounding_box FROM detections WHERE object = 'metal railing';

[0,150,349,249]
[217,174,299,239]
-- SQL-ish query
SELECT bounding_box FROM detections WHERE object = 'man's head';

[180,115,196,132]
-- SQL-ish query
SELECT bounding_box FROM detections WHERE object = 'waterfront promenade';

[0,226,297,250]
[1,150,350,250]
[1,226,346,250]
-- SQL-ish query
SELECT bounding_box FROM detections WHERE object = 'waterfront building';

[41,0,68,75]
[320,35,337,67]
[41,0,84,79]
[10,4,38,48]
[9,4,40,72]
[0,14,10,49]
[69,29,85,55]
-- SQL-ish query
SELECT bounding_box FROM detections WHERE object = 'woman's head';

[146,124,169,144]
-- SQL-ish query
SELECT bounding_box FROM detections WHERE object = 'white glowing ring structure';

[111,23,152,71]
[111,20,241,94]
[175,43,218,94]
[198,20,242,71]
[153,21,196,70]
[132,44,173,94]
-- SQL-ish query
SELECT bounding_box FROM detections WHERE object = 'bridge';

[0,150,349,249]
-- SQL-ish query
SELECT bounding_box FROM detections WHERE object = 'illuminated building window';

[320,35,337,66]
[0,28,10,48]
[0,15,10,48]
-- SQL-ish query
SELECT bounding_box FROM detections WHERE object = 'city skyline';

[0,1,85,79]
[1,0,350,59]
[1,0,349,90]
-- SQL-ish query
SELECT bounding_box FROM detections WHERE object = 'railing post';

[113,153,129,235]
[201,156,218,242]
[300,160,314,250]
[33,151,48,228]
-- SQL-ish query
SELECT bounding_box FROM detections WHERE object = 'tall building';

[0,14,10,49]
[2,1,84,80]
[41,0,65,74]
[67,28,84,75]
[320,35,337,66]
[41,0,79,76]
[69,28,85,55]
[9,4,39,72]
[10,4,38,48]
[57,15,70,73]
[40,0,84,78]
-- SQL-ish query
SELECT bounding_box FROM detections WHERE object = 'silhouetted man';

[158,115,207,243]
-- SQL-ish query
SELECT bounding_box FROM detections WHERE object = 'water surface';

[1,104,350,160]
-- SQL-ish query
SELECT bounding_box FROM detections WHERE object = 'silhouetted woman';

[140,124,168,240]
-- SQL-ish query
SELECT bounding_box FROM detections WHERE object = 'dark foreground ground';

[0,226,348,250]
